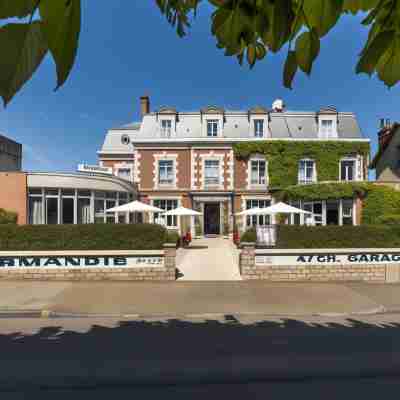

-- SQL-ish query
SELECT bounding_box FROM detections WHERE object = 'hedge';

[0,209,18,225]
[241,225,400,248]
[375,214,400,225]
[0,223,170,251]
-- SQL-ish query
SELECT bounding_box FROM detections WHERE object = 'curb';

[0,305,390,319]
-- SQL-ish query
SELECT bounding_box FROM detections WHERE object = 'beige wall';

[376,126,400,181]
[0,172,27,224]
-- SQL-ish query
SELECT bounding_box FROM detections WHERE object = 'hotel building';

[99,96,370,235]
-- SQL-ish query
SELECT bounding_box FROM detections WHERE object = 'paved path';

[176,237,241,281]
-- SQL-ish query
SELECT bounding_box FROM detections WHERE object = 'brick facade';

[0,172,27,224]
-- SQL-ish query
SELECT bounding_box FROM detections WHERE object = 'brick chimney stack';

[378,118,393,150]
[140,95,150,118]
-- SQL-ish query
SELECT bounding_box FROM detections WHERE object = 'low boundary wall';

[240,243,400,283]
[0,244,177,281]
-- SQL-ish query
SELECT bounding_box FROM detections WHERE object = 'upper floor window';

[204,160,220,186]
[340,159,356,181]
[207,120,219,137]
[250,160,267,185]
[160,120,172,138]
[254,119,264,138]
[298,159,316,184]
[117,168,132,181]
[158,160,174,185]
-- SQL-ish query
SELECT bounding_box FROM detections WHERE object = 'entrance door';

[204,203,220,235]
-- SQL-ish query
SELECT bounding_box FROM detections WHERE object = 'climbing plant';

[233,140,370,188]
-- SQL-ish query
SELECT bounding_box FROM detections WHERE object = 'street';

[0,312,400,397]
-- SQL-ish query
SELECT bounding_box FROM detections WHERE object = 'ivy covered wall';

[278,182,400,225]
[233,141,370,188]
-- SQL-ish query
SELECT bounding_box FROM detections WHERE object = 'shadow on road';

[2,316,400,396]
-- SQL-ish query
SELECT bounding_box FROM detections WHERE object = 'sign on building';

[77,164,113,175]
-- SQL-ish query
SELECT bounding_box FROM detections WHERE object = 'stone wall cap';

[255,248,400,255]
[163,243,178,248]
[0,250,164,257]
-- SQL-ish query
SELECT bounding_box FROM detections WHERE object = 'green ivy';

[278,182,370,201]
[233,141,370,188]
[362,185,400,225]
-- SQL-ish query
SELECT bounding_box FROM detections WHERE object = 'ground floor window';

[28,189,133,225]
[289,199,355,226]
[246,199,271,227]
[153,199,179,229]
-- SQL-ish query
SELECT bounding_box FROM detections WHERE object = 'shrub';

[165,230,180,246]
[275,225,400,248]
[0,223,169,251]
[375,214,400,225]
[0,209,17,224]
[240,228,256,243]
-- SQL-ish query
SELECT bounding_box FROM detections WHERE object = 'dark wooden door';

[204,203,220,235]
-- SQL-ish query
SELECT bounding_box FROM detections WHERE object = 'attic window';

[121,135,130,145]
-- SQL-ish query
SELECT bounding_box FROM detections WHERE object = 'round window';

[121,134,130,145]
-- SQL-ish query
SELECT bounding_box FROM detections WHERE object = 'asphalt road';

[0,313,400,395]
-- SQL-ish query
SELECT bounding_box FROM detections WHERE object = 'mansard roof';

[99,106,365,154]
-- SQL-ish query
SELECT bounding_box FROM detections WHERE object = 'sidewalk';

[176,237,241,281]
[0,280,398,317]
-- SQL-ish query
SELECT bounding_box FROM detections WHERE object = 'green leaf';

[376,35,400,87]
[0,0,37,18]
[295,30,320,74]
[255,43,267,60]
[343,0,380,14]
[0,22,48,106]
[356,30,394,75]
[39,0,81,89]
[303,0,344,37]
[283,50,298,89]
[263,0,292,52]
[247,44,256,67]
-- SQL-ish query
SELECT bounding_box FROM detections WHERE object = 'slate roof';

[99,109,365,154]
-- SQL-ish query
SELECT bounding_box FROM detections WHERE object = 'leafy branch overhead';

[0,0,398,106]
[158,0,400,88]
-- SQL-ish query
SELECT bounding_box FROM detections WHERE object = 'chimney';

[140,95,150,117]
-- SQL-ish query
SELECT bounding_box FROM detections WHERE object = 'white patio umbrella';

[106,200,163,213]
[235,207,263,216]
[256,202,312,215]
[106,200,164,224]
[162,206,203,235]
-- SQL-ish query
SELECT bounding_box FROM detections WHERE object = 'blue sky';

[0,1,398,177]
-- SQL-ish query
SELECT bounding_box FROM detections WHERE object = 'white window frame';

[243,198,272,229]
[318,116,337,138]
[298,159,317,184]
[339,157,359,182]
[248,157,268,188]
[203,159,221,187]
[151,197,181,230]
[114,162,134,182]
[206,119,219,137]
[202,114,224,138]
[159,116,175,138]
[158,159,175,186]
[253,119,265,138]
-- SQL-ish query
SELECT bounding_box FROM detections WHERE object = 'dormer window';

[207,120,219,137]
[160,120,172,138]
[254,119,264,138]
[321,119,333,136]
